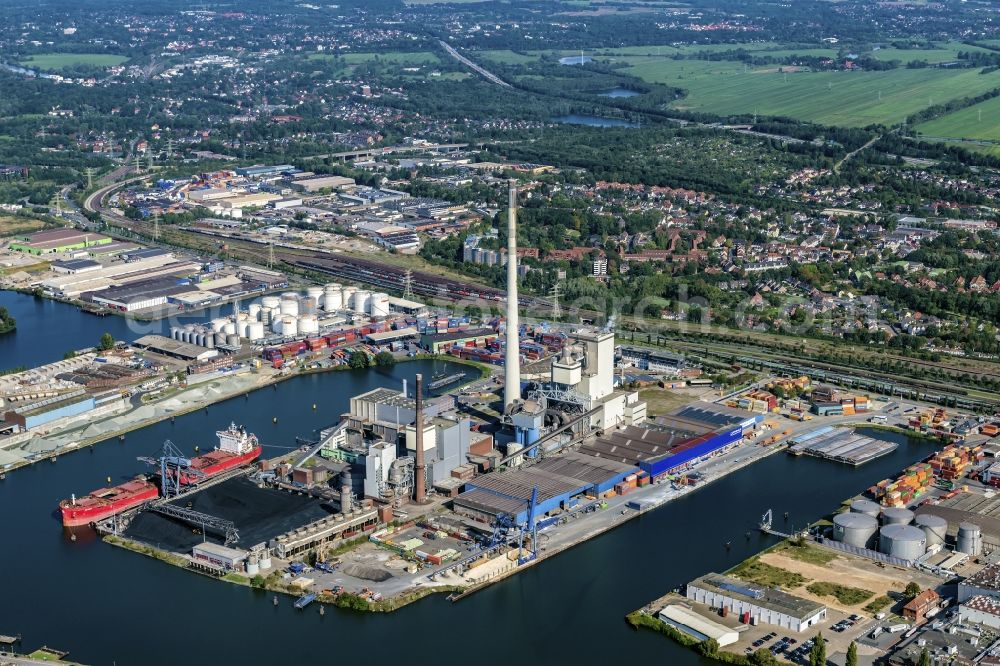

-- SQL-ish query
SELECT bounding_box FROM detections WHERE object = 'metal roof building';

[687,573,827,632]
[453,451,637,524]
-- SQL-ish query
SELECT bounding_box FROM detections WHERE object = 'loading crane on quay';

[475,485,540,564]
[136,441,240,546]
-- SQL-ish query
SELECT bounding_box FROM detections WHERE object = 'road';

[834,134,881,173]
[438,40,511,88]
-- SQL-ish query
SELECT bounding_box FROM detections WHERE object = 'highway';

[438,40,512,88]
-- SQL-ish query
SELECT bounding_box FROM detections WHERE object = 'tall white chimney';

[504,180,521,412]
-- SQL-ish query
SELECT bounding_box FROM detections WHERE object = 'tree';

[846,641,857,666]
[348,351,370,369]
[918,647,931,666]
[374,351,396,367]
[904,582,921,598]
[749,648,778,666]
[809,633,826,666]
[697,638,719,657]
[98,332,114,351]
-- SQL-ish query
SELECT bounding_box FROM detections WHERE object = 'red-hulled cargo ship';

[60,477,159,527]
[179,422,262,485]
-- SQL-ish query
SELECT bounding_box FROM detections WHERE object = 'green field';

[19,53,127,70]
[870,41,991,64]
[620,57,1000,126]
[916,93,1000,141]
[308,51,440,66]
[478,50,545,65]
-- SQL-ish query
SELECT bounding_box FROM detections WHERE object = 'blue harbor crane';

[137,440,204,498]
[469,484,540,563]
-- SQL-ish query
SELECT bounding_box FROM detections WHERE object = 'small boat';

[319,605,325,616]
[273,596,279,606]
[294,593,317,610]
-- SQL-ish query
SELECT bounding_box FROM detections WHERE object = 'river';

[0,295,936,665]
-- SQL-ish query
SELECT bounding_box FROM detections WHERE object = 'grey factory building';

[686,573,828,632]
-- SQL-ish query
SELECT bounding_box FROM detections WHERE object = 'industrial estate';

[12,0,1000,664]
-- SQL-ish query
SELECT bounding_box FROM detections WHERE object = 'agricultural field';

[619,56,1000,126]
[869,41,992,64]
[0,215,47,238]
[915,93,1000,142]
[477,50,545,65]
[19,53,127,70]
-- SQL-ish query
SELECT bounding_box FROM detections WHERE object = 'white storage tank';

[879,524,927,561]
[260,553,272,570]
[210,318,229,333]
[914,513,948,548]
[881,507,914,526]
[205,335,215,349]
[248,303,262,321]
[226,334,240,347]
[301,297,318,315]
[342,285,357,306]
[369,292,390,318]
[261,296,281,310]
[223,323,237,336]
[323,290,343,311]
[958,522,983,556]
[171,327,181,341]
[247,322,266,341]
[279,299,299,317]
[260,307,272,325]
[298,314,319,335]
[307,286,324,300]
[279,315,298,337]
[239,321,253,338]
[215,333,228,347]
[352,290,371,314]
[850,499,881,517]
[833,512,878,548]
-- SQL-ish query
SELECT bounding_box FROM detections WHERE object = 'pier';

[788,427,898,465]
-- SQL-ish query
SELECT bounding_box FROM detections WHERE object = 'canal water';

[0,290,242,371]
[0,295,938,666]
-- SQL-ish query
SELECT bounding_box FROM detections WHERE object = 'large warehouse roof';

[455,451,636,517]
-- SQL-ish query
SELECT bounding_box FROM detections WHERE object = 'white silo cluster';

[830,503,951,562]
[171,281,397,350]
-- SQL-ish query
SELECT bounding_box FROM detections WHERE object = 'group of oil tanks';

[832,498,983,561]
[169,283,392,348]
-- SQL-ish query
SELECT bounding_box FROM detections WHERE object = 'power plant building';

[686,574,827,632]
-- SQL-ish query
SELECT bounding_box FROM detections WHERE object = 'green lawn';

[19,53,127,70]
[478,50,545,65]
[916,93,1000,141]
[806,581,875,606]
[620,57,1000,126]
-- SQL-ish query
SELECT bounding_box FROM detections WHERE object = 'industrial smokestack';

[504,180,521,412]
[414,373,426,503]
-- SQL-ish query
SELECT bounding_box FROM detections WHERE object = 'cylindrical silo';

[298,314,319,335]
[323,290,343,311]
[879,524,927,561]
[210,318,228,333]
[248,322,265,340]
[280,315,298,337]
[307,286,324,301]
[195,332,205,347]
[183,325,196,343]
[279,299,299,317]
[301,296,317,315]
[850,499,881,517]
[881,507,914,525]
[215,333,227,347]
[914,514,948,548]
[248,303,262,321]
[260,307,272,325]
[205,334,215,349]
[170,326,181,341]
[352,290,371,313]
[958,522,983,556]
[261,295,281,310]
[226,334,240,347]
[369,292,390,318]
[223,323,237,336]
[833,512,878,548]
[342,285,357,306]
